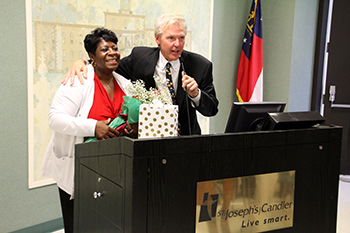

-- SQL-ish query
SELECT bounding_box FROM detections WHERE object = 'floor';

[53,177,350,233]
[337,175,350,233]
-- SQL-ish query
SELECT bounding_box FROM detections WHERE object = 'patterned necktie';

[165,62,181,134]
[165,62,176,104]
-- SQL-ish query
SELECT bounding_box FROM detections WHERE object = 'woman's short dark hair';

[84,28,118,56]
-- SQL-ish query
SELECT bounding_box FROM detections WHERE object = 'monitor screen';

[224,102,286,133]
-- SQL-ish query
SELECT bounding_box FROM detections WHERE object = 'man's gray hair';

[154,13,187,37]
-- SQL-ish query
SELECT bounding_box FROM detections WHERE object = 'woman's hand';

[62,59,88,86]
[123,122,138,139]
[95,119,119,140]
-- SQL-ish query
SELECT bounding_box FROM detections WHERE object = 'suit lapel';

[143,48,160,89]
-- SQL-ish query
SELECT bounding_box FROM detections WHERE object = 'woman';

[40,28,136,233]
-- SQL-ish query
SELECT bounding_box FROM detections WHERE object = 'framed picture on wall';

[26,0,214,189]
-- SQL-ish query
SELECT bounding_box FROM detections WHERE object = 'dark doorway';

[313,0,350,174]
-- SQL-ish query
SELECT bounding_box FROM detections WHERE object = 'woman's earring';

[91,61,96,67]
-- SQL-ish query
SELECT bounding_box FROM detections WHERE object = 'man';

[64,13,218,135]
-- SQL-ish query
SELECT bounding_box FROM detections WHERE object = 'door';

[323,0,350,174]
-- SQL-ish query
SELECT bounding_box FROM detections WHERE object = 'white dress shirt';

[154,52,180,93]
[154,51,201,106]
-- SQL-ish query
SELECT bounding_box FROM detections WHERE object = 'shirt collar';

[159,51,180,71]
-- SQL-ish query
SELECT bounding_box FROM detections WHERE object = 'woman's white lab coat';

[40,64,130,199]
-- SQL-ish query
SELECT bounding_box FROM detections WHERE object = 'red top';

[88,73,125,122]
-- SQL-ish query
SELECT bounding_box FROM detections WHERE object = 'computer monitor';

[224,102,286,133]
[261,111,326,131]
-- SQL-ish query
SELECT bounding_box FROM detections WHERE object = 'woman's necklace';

[101,78,114,100]
[104,83,112,89]
[101,78,114,89]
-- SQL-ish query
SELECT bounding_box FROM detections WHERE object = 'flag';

[236,0,263,102]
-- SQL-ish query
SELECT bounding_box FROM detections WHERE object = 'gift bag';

[138,104,179,138]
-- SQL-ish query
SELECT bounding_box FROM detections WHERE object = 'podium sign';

[196,171,295,233]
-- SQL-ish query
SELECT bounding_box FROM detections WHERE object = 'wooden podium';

[74,126,342,233]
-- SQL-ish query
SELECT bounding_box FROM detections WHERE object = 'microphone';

[179,57,192,135]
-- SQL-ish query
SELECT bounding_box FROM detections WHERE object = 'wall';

[0,0,319,231]
[211,0,250,133]
[0,1,62,232]
[288,0,319,111]
[211,0,319,133]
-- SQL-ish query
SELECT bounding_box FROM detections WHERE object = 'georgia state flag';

[236,0,263,102]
